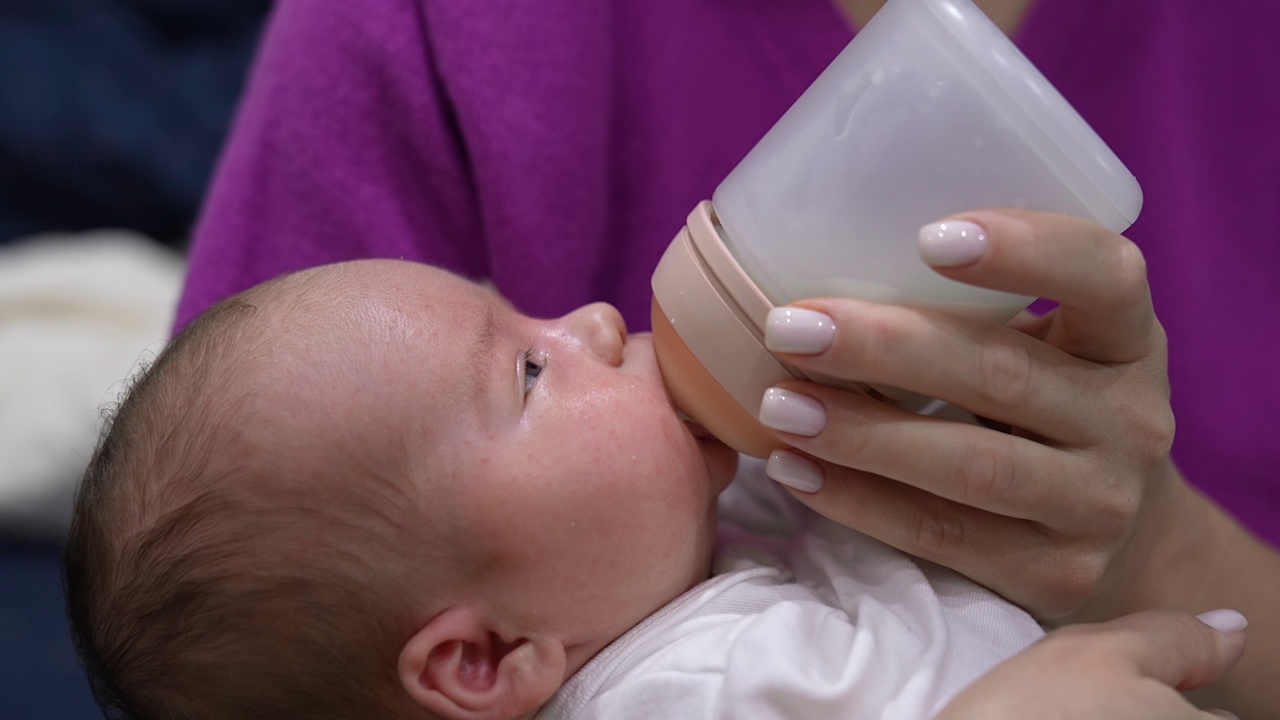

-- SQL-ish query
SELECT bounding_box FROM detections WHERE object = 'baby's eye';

[522,350,544,396]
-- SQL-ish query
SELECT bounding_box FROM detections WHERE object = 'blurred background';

[0,1,270,716]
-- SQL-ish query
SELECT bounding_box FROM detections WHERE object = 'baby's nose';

[564,302,626,365]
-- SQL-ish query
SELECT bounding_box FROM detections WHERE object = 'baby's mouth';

[679,410,738,492]
[677,410,716,441]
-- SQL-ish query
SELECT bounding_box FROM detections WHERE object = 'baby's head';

[64,259,737,720]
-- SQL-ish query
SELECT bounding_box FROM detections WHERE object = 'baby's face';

[256,260,737,651]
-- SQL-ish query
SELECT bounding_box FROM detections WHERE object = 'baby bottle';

[651,0,1143,457]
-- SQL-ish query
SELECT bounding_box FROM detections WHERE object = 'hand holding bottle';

[759,209,1188,620]
[759,208,1280,715]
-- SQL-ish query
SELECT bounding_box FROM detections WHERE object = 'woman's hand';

[936,610,1247,720]
[758,209,1280,715]
[759,209,1182,620]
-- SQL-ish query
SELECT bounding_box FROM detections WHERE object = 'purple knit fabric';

[178,0,1280,543]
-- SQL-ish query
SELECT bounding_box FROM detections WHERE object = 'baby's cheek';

[634,401,697,463]
[587,383,679,438]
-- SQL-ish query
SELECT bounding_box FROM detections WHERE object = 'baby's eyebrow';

[468,301,501,377]
[466,299,518,421]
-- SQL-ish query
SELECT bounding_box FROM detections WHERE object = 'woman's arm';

[758,209,1278,715]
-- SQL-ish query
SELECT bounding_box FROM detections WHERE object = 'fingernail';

[1209,711,1241,720]
[759,387,827,436]
[919,220,987,267]
[1196,609,1248,635]
[765,450,825,493]
[765,307,836,354]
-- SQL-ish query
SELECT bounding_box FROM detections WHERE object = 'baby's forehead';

[284,260,500,320]
[238,261,516,429]
[241,261,498,443]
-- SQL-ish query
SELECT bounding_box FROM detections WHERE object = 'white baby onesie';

[536,458,1044,720]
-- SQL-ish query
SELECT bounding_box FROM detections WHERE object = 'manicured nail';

[759,387,827,436]
[1196,609,1248,635]
[765,450,824,493]
[919,220,987,267]
[1209,711,1241,720]
[765,307,835,354]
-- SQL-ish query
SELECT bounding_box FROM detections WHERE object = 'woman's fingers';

[925,209,1162,364]
[761,384,1095,524]
[766,299,1115,445]
[935,609,1247,720]
[759,209,1183,623]
[1057,610,1248,691]
[768,449,1090,616]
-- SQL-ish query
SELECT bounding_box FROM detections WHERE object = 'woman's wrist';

[1178,488,1280,714]
[1060,459,1280,715]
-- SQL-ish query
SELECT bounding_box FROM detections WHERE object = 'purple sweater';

[179,0,1280,543]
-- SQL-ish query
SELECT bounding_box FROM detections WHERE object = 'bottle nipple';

[651,297,781,458]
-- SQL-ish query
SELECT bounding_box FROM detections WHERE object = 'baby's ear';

[398,606,566,720]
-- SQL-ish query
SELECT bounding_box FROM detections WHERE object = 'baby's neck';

[561,553,717,683]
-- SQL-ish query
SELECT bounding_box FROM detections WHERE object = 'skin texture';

[937,611,1247,720]
[761,209,1280,716]
[240,260,737,716]
[195,254,1256,720]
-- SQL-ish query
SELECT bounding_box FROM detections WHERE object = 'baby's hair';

[63,276,434,720]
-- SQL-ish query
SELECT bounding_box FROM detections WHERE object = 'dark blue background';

[0,0,267,246]
[2,0,267,717]
[1,538,99,718]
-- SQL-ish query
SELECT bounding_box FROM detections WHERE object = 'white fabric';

[537,458,1044,720]
[0,232,183,539]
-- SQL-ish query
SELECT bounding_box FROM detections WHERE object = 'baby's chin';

[627,331,739,490]
[684,418,739,495]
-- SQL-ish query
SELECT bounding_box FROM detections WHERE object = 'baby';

[64,259,1043,720]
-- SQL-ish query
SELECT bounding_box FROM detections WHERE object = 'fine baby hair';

[64,272,429,720]
[63,260,731,720]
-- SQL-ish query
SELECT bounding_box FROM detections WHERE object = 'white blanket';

[0,232,182,540]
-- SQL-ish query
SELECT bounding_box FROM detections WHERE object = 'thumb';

[1100,609,1247,691]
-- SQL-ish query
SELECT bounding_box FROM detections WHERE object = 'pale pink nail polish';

[759,387,827,436]
[1197,609,1248,635]
[766,450,825,493]
[918,220,987,267]
[765,307,836,354]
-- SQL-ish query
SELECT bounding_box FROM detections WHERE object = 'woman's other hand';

[936,610,1247,720]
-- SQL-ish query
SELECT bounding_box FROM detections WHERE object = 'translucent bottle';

[651,0,1143,457]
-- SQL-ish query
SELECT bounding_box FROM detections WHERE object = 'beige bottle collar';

[652,201,953,457]
[650,201,801,457]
